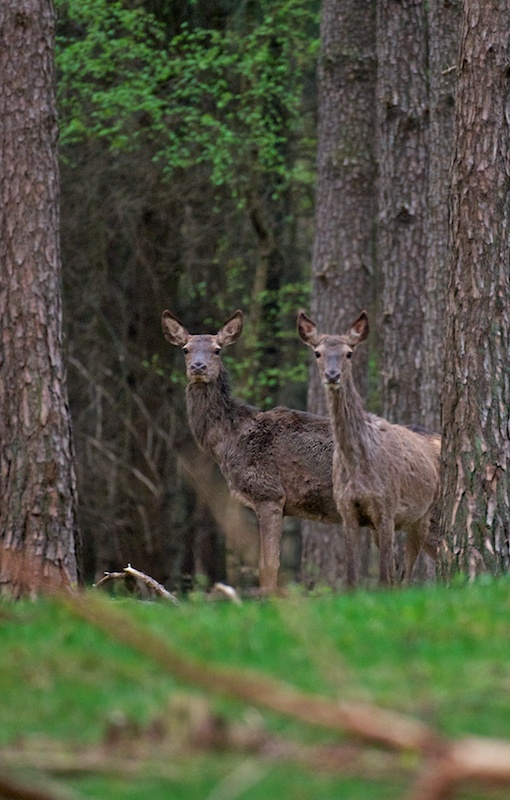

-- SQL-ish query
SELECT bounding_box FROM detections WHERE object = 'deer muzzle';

[189,361,208,380]
[324,368,341,385]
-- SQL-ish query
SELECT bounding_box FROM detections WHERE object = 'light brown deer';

[162,309,341,591]
[298,309,440,587]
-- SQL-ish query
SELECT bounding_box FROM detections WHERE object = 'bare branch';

[66,592,439,754]
[0,770,70,800]
[65,593,510,798]
[88,438,161,497]
[211,582,242,605]
[94,564,178,604]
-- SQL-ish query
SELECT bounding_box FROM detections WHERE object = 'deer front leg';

[341,508,360,589]
[254,498,285,592]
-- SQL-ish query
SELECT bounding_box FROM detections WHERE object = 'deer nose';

[190,361,207,375]
[325,368,341,384]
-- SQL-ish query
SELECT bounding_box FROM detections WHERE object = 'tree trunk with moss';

[302,0,377,588]
[0,0,80,597]
[439,0,510,579]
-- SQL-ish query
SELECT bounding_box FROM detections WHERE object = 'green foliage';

[223,281,311,408]
[2,581,510,798]
[55,0,319,200]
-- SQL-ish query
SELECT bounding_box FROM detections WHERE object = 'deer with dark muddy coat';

[162,309,341,591]
[298,309,440,587]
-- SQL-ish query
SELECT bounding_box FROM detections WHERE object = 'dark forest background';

[58,0,322,588]
[54,0,510,591]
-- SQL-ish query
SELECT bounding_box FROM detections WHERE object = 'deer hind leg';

[254,498,285,592]
[404,517,430,584]
[376,516,396,586]
[423,507,439,562]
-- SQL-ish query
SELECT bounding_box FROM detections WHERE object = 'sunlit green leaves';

[55,0,319,199]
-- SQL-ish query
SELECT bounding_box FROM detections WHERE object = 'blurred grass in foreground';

[1,577,510,799]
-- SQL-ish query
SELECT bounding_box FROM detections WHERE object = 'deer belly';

[395,484,435,527]
[283,485,340,524]
[394,500,431,529]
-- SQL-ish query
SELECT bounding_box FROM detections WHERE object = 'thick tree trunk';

[439,0,510,579]
[308,0,377,400]
[0,0,80,597]
[302,0,377,588]
[376,0,429,424]
[422,0,460,433]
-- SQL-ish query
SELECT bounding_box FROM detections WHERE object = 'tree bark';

[308,0,377,401]
[302,0,377,588]
[376,0,429,424]
[439,0,510,579]
[0,0,80,597]
[422,0,460,433]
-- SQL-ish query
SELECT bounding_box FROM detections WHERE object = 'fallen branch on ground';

[94,564,178,604]
[210,582,242,605]
[64,591,510,798]
[67,591,436,754]
[0,770,71,800]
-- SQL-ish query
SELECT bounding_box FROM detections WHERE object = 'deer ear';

[346,311,369,347]
[297,310,320,347]
[217,310,243,347]
[162,310,190,347]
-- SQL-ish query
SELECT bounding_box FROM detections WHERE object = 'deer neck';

[185,365,242,456]
[326,373,371,467]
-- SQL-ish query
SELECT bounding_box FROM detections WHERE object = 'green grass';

[1,578,510,799]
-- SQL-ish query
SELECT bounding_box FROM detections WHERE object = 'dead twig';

[407,737,510,800]
[94,564,178,604]
[210,582,242,605]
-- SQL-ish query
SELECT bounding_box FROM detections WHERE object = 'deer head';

[297,310,369,388]
[162,310,243,383]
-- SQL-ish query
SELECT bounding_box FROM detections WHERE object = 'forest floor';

[1,578,510,800]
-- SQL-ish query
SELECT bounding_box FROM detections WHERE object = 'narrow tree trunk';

[302,0,377,588]
[439,0,510,578]
[422,0,460,433]
[0,0,80,597]
[376,0,429,424]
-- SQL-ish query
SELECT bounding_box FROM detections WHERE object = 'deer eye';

[182,347,188,355]
[314,351,321,359]
[346,351,353,359]
[214,347,221,355]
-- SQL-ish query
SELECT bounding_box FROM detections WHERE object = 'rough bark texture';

[422,0,460,432]
[0,0,80,597]
[376,0,429,424]
[439,0,510,578]
[302,0,377,588]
